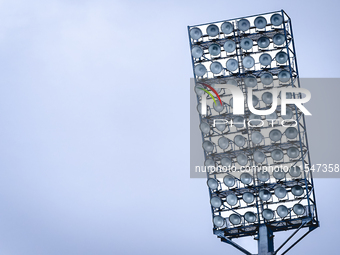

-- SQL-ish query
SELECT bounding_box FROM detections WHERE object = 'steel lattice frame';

[188,10,319,254]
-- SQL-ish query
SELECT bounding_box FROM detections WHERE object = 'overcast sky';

[0,0,339,254]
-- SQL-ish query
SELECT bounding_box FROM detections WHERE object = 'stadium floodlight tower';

[188,10,319,255]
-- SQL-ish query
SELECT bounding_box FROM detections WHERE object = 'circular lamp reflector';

[233,116,245,128]
[221,21,233,34]
[218,136,229,149]
[262,209,274,220]
[243,56,255,69]
[257,170,270,182]
[213,216,225,227]
[223,175,235,187]
[287,147,299,158]
[281,108,293,120]
[216,123,226,131]
[221,157,232,167]
[271,14,283,26]
[207,178,218,189]
[204,159,215,173]
[271,149,284,161]
[205,158,215,168]
[190,27,202,40]
[209,44,221,56]
[224,40,236,53]
[229,214,241,225]
[277,205,288,218]
[289,166,301,177]
[237,153,248,166]
[243,192,255,203]
[202,141,214,152]
[269,129,282,141]
[293,204,305,215]
[254,150,266,163]
[273,33,285,46]
[286,127,298,139]
[200,121,210,134]
[276,51,288,64]
[259,189,271,201]
[207,24,219,37]
[238,19,250,31]
[262,91,273,104]
[227,79,238,86]
[273,167,286,180]
[254,16,267,29]
[195,84,204,96]
[240,173,252,185]
[260,73,273,85]
[213,101,224,113]
[292,185,304,196]
[251,131,263,144]
[234,135,246,147]
[210,196,222,208]
[278,70,290,82]
[195,64,207,76]
[244,212,256,223]
[251,95,259,106]
[196,103,202,115]
[210,84,221,93]
[210,62,223,74]
[226,193,238,206]
[257,36,270,48]
[240,38,253,50]
[274,186,287,199]
[259,53,272,66]
[226,59,238,71]
[192,46,203,58]
[266,111,277,120]
[244,75,257,87]
[249,113,262,126]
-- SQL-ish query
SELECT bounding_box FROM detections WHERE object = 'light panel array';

[188,10,319,239]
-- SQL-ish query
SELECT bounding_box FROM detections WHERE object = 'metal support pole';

[258,225,274,255]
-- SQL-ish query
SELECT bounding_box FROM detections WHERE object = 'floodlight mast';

[188,10,319,255]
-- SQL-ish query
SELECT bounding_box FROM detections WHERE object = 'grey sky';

[0,0,339,254]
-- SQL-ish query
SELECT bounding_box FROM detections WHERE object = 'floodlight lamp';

[221,157,232,167]
[278,70,290,82]
[273,33,285,45]
[199,121,210,134]
[226,193,238,206]
[213,100,224,112]
[223,175,235,187]
[243,56,255,69]
[260,72,273,85]
[244,75,257,87]
[259,189,272,201]
[240,172,252,185]
[207,24,219,37]
[213,215,225,227]
[209,44,221,56]
[210,62,223,74]
[271,149,284,161]
[289,165,301,177]
[221,22,233,34]
[226,59,238,71]
[262,209,274,220]
[224,40,236,53]
[190,27,202,40]
[273,167,286,180]
[210,196,222,208]
[243,192,255,203]
[240,38,253,50]
[276,51,288,64]
[262,91,273,104]
[293,204,305,215]
[202,141,214,152]
[271,14,283,26]
[254,150,266,163]
[251,131,263,144]
[287,147,299,158]
[238,19,250,31]
[257,170,270,182]
[254,16,267,29]
[285,127,298,139]
[237,153,248,166]
[229,214,242,225]
[259,53,272,66]
[234,135,246,147]
[291,185,304,196]
[257,36,270,48]
[244,211,256,223]
[276,205,288,218]
[207,178,218,189]
[192,46,204,58]
[218,136,229,149]
[274,186,287,199]
[269,129,282,141]
[194,64,207,76]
